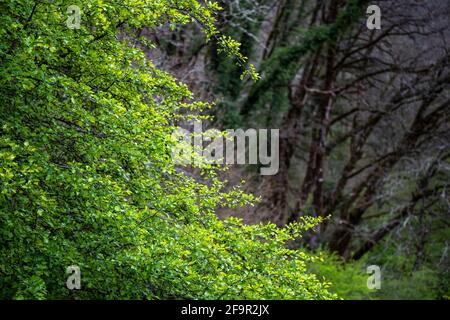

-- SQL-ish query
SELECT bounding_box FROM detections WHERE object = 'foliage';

[241,0,369,120]
[0,0,336,299]
[308,251,373,300]
[360,219,450,300]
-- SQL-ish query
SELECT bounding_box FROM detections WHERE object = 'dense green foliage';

[0,0,364,299]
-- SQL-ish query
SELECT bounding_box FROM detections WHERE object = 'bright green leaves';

[0,0,334,300]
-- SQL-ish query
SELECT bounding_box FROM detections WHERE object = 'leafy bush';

[0,0,336,299]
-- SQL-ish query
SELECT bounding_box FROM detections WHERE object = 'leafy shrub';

[0,0,335,299]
